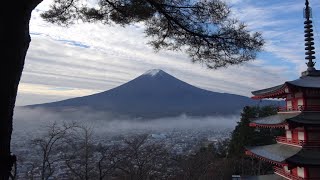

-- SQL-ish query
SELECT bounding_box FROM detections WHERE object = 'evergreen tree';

[228,105,279,157]
[227,105,281,175]
[228,106,257,157]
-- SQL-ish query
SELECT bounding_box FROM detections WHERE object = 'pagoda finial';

[304,0,316,71]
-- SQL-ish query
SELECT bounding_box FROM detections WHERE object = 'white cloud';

[18,83,98,97]
[17,0,320,105]
[12,107,239,138]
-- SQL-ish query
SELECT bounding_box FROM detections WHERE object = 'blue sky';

[16,0,320,105]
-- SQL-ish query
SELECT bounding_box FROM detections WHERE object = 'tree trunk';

[0,1,40,179]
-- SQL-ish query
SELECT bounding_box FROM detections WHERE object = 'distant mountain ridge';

[28,69,280,118]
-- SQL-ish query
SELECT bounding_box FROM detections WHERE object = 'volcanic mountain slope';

[28,69,279,118]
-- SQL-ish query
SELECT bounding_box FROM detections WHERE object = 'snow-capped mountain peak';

[143,69,164,77]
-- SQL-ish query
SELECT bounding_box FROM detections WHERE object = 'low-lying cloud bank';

[13,107,240,137]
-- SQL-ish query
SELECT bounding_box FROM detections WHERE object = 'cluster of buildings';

[12,125,231,179]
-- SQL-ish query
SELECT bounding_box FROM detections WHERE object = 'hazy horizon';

[12,107,240,139]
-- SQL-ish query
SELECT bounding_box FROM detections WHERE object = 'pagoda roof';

[252,84,285,99]
[288,75,320,88]
[246,143,301,164]
[241,174,283,180]
[252,75,320,99]
[287,112,320,126]
[250,112,300,127]
[287,149,320,166]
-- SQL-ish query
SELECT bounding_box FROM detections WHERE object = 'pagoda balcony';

[278,105,320,112]
[276,136,320,148]
[274,166,305,180]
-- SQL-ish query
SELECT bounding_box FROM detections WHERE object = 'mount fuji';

[28,69,278,118]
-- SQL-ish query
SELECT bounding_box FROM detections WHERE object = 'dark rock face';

[28,69,279,118]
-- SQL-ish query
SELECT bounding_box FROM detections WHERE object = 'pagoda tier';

[249,113,300,128]
[252,76,320,100]
[246,144,320,179]
[287,112,320,127]
[249,112,320,128]
[252,75,320,114]
[245,144,301,166]
[287,149,320,167]
[249,112,320,149]
[246,144,320,166]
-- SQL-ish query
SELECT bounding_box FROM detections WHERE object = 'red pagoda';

[245,1,320,179]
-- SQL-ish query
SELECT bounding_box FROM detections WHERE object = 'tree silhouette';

[228,105,281,176]
[42,0,264,69]
[64,126,98,180]
[115,134,170,180]
[29,122,77,180]
[0,0,263,179]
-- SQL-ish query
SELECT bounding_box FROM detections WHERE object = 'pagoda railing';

[274,166,320,180]
[276,136,303,146]
[278,105,320,112]
[274,166,304,180]
[276,136,320,148]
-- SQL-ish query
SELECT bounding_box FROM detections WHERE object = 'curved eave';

[286,149,320,166]
[249,113,300,128]
[251,76,320,99]
[245,150,287,166]
[249,122,287,128]
[286,75,320,88]
[287,112,320,127]
[251,84,286,99]
[246,144,301,166]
